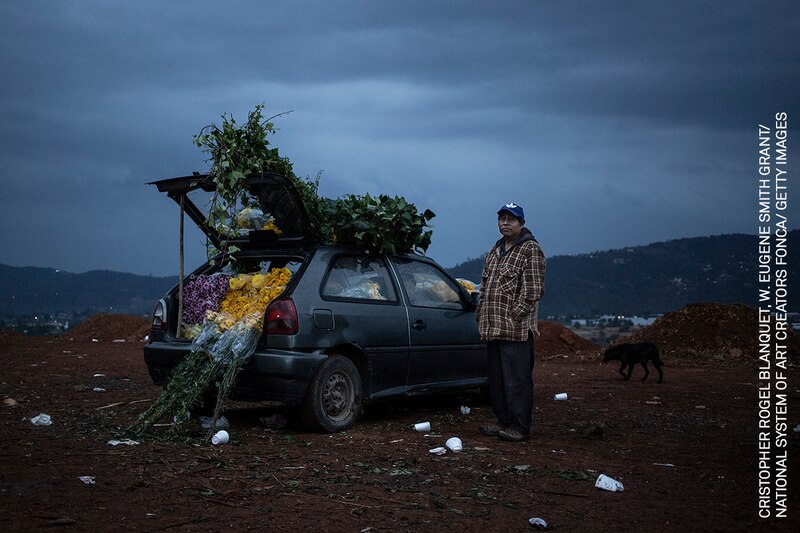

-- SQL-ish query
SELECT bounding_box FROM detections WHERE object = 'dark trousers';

[487,332,535,435]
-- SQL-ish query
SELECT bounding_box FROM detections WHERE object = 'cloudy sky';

[1,1,797,276]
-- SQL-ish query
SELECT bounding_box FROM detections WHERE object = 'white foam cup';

[211,430,230,446]
[414,421,431,432]
[445,437,463,452]
[554,392,568,401]
[595,473,624,491]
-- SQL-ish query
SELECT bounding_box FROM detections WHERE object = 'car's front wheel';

[302,355,362,433]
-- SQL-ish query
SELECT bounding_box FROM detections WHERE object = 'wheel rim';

[322,371,354,422]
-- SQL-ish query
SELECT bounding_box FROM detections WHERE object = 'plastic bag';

[236,207,270,231]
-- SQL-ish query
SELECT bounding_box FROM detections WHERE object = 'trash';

[112,339,126,343]
[172,412,191,424]
[259,413,288,429]
[3,398,18,407]
[93,373,106,377]
[794,424,800,433]
[198,415,230,431]
[514,464,531,472]
[429,446,447,455]
[445,437,463,452]
[460,405,471,415]
[553,392,568,401]
[91,338,99,342]
[107,439,140,446]
[414,421,431,432]
[92,387,106,393]
[211,430,230,445]
[528,517,548,529]
[78,476,96,485]
[653,463,675,467]
[30,413,52,426]
[595,473,624,492]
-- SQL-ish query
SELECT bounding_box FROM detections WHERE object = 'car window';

[393,258,463,309]
[185,179,305,238]
[322,256,398,302]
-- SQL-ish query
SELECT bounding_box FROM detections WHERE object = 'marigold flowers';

[182,267,292,339]
[220,267,292,326]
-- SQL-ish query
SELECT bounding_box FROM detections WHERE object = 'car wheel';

[302,355,362,433]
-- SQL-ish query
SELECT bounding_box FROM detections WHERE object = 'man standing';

[476,202,546,442]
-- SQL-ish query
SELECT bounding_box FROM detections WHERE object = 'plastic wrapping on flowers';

[128,267,291,439]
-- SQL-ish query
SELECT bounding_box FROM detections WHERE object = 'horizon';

[1,229,789,277]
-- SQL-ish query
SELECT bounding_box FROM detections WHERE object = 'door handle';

[411,320,427,331]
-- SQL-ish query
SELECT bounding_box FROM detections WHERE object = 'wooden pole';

[177,194,185,338]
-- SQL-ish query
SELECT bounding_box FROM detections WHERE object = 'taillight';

[265,298,299,335]
[151,300,167,331]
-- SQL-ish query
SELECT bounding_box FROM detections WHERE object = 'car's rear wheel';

[302,355,361,433]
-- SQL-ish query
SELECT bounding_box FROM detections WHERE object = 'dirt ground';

[1,313,799,532]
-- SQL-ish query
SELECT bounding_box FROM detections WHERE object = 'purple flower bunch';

[182,273,231,325]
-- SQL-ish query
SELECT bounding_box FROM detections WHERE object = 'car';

[144,171,487,432]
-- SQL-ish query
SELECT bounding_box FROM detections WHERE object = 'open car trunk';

[149,172,311,250]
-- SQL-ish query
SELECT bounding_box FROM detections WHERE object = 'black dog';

[602,342,664,383]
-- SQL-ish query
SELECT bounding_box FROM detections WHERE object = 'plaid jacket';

[476,228,546,341]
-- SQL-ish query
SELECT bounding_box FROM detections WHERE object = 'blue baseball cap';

[497,202,524,221]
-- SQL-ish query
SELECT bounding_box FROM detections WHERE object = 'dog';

[602,342,664,383]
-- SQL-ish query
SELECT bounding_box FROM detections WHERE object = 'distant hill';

[0,265,177,317]
[448,231,799,317]
[2,231,797,319]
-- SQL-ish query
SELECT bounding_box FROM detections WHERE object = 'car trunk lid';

[149,172,310,250]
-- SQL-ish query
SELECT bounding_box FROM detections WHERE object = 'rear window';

[185,180,305,238]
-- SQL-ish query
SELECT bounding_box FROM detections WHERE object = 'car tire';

[302,355,362,433]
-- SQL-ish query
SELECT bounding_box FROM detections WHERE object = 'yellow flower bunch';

[228,274,252,291]
[261,219,282,234]
[457,278,477,293]
[205,310,237,330]
[218,267,293,329]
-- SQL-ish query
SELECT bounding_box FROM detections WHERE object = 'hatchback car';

[144,172,487,432]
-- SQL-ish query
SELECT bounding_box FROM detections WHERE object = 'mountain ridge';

[1,231,797,319]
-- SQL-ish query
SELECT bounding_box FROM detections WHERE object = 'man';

[476,202,546,442]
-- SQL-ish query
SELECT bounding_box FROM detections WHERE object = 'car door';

[319,253,410,398]
[392,256,485,388]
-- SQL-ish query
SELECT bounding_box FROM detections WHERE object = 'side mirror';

[469,291,480,310]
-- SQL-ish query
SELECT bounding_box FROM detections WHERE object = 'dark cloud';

[0,0,797,275]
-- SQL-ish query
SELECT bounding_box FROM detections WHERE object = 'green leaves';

[193,103,435,258]
[193,103,294,259]
[329,193,435,256]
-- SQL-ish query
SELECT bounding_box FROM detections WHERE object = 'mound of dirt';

[0,330,24,341]
[64,313,151,342]
[537,320,599,357]
[617,302,800,367]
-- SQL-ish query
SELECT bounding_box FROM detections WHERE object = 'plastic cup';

[429,446,447,455]
[595,473,624,492]
[554,392,568,401]
[414,421,431,432]
[445,437,463,452]
[211,430,230,446]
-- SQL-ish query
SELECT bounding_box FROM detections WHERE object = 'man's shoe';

[479,423,504,437]
[498,427,530,442]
